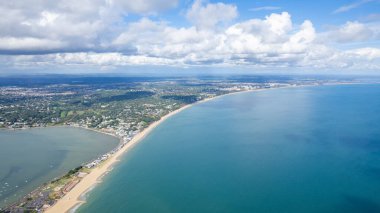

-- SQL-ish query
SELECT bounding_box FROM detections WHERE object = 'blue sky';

[156,0,380,33]
[0,0,379,74]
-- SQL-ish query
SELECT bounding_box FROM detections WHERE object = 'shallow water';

[79,84,380,213]
[0,126,119,207]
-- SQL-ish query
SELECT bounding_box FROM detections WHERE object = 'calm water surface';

[79,84,380,213]
[0,126,119,207]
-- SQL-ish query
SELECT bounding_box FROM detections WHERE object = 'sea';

[0,126,119,208]
[76,84,380,213]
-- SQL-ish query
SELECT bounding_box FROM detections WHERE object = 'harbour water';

[78,84,379,212]
[0,126,119,208]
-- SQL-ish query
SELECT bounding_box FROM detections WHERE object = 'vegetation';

[161,95,199,103]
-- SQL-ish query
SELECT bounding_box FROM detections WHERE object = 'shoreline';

[44,82,367,213]
[45,91,224,213]
[8,82,365,212]
[0,125,121,210]
[45,85,278,213]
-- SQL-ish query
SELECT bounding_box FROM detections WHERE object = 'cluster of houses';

[84,129,139,169]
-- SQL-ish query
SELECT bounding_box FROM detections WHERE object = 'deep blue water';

[78,84,380,213]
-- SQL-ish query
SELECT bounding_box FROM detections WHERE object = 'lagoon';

[0,126,119,208]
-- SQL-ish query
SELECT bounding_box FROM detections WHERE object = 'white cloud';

[109,0,178,14]
[249,6,281,12]
[0,0,178,54]
[0,0,111,53]
[323,21,374,43]
[186,0,238,29]
[333,0,374,14]
[0,37,66,52]
[289,20,316,44]
[6,52,179,69]
[3,11,327,68]
[225,12,293,46]
[0,0,379,72]
[37,11,60,26]
[346,47,380,60]
[54,52,176,66]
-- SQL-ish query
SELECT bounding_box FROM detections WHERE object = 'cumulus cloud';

[0,0,108,54]
[346,47,380,60]
[111,12,314,66]
[0,0,178,54]
[322,21,374,43]
[0,0,379,72]
[186,0,238,29]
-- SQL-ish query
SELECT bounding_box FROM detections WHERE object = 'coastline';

[0,125,121,210]
[40,82,368,212]
[45,92,221,213]
[0,92,240,211]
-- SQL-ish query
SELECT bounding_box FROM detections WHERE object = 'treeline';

[98,91,155,102]
[161,95,198,104]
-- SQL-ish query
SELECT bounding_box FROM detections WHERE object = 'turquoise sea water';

[79,84,380,213]
[0,126,119,208]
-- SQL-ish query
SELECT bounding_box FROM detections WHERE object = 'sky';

[0,0,380,74]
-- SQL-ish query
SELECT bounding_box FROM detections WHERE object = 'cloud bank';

[0,0,380,72]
